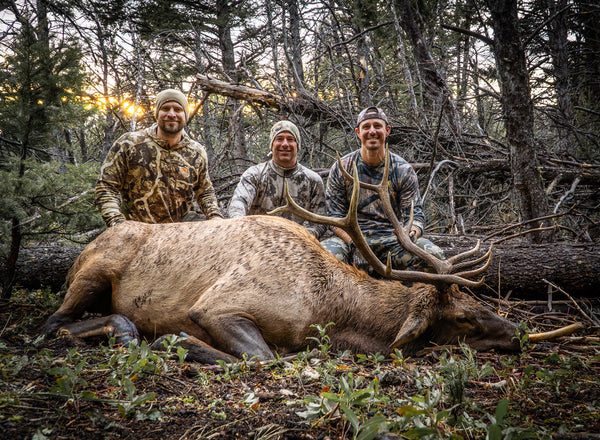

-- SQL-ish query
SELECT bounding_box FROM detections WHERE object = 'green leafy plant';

[298,372,389,439]
[115,377,157,419]
[46,348,95,402]
[438,344,493,408]
[306,322,335,357]
[486,399,540,440]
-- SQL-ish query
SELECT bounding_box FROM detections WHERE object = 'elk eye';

[456,316,471,324]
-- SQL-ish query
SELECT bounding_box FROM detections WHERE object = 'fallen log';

[1,235,598,298]
[431,234,600,298]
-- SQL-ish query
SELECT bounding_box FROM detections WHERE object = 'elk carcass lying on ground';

[43,158,520,363]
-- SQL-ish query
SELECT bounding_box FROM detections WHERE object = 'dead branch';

[543,279,600,326]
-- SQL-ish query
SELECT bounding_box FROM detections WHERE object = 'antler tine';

[451,244,493,274]
[446,240,481,264]
[268,180,348,230]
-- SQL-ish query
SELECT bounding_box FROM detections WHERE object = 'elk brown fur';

[43,216,520,363]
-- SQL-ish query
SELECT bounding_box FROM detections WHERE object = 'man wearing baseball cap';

[228,120,326,238]
[95,88,223,226]
[321,106,444,272]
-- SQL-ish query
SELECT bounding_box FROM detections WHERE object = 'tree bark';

[216,0,248,174]
[547,0,575,156]
[393,0,461,136]
[429,234,600,298]
[3,237,598,298]
[485,0,552,243]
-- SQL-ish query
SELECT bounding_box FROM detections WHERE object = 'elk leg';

[54,314,140,345]
[189,308,275,361]
[151,333,238,364]
[43,273,111,336]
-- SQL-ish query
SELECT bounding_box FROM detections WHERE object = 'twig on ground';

[543,279,600,326]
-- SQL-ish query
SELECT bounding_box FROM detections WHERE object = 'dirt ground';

[1,291,599,440]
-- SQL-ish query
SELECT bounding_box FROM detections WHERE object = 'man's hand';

[408,226,421,241]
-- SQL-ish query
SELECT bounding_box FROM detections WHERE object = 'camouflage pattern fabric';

[322,149,444,271]
[228,160,327,238]
[321,231,445,272]
[95,124,222,227]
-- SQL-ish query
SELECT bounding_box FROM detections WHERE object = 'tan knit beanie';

[269,120,301,150]
[154,89,189,122]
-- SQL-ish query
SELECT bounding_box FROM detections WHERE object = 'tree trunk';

[393,0,461,136]
[216,0,247,174]
[485,0,552,243]
[547,0,575,156]
[3,237,598,298]
[284,0,305,92]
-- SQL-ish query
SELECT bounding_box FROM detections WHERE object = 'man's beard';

[160,120,183,134]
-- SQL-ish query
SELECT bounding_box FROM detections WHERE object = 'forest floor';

[0,289,599,440]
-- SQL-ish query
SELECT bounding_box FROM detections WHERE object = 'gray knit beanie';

[269,120,301,150]
[154,89,189,122]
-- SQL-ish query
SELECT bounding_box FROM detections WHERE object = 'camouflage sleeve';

[194,156,222,219]
[94,141,128,227]
[227,166,260,218]
[197,181,223,219]
[391,161,425,234]
[325,160,349,219]
[303,172,327,239]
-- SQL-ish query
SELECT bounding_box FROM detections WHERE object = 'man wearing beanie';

[95,88,223,226]
[228,120,326,239]
[321,106,444,272]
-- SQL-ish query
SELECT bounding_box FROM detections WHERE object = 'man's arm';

[197,182,223,219]
[193,147,223,219]
[303,173,328,239]
[95,143,128,227]
[392,162,425,239]
[227,168,259,218]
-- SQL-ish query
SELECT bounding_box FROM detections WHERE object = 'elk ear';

[391,313,430,349]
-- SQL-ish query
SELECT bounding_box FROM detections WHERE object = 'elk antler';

[269,149,492,288]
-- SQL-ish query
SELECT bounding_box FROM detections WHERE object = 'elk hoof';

[107,314,140,345]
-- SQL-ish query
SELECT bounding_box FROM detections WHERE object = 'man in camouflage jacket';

[228,120,327,239]
[321,106,444,271]
[95,89,223,227]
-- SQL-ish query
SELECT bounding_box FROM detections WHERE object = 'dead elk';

[42,159,520,363]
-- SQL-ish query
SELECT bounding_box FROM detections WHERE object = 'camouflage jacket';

[228,160,327,238]
[326,150,425,234]
[95,124,222,227]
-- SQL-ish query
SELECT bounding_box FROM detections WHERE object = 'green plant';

[46,348,95,402]
[437,344,493,408]
[215,354,252,383]
[306,322,335,357]
[158,334,188,365]
[485,399,540,440]
[356,352,385,366]
[115,377,158,420]
[297,372,390,439]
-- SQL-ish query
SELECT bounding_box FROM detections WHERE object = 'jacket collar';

[268,159,300,178]
[146,123,189,150]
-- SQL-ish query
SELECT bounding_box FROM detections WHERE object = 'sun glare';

[123,101,145,116]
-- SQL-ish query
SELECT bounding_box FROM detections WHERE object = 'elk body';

[43,215,519,363]
[43,155,520,363]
